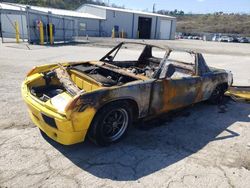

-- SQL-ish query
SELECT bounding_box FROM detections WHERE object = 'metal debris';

[226,86,250,103]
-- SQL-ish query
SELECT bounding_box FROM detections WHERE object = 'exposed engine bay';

[30,85,65,102]
[29,62,141,102]
[70,63,138,87]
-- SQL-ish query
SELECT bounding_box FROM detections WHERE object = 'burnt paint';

[150,72,228,115]
[75,51,229,120]
[79,80,154,118]
[150,76,202,115]
[77,71,228,120]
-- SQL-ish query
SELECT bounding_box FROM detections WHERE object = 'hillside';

[176,14,250,36]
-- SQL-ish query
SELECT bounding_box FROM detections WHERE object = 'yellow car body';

[22,42,232,145]
[21,64,98,145]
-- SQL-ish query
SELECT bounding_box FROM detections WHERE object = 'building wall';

[79,5,176,40]
[100,10,166,39]
[170,19,177,39]
[103,11,175,40]
[101,10,134,38]
[76,17,100,37]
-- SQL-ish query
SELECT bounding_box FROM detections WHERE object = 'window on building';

[79,23,86,31]
[113,11,116,18]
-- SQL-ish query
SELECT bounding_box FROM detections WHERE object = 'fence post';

[46,14,49,44]
[0,10,3,43]
[71,19,75,42]
[20,13,25,42]
[63,18,65,43]
[122,29,124,38]
[15,21,20,43]
[26,6,31,43]
[137,30,140,39]
[49,23,54,45]
[39,21,44,45]
[111,27,115,38]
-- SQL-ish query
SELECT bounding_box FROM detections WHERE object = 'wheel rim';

[102,108,129,141]
[212,87,220,97]
[210,86,224,103]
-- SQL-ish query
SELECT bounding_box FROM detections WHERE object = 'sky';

[107,0,250,14]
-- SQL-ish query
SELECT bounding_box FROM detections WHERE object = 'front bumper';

[22,82,88,145]
[28,109,86,145]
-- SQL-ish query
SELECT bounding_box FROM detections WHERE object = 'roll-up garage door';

[160,20,171,39]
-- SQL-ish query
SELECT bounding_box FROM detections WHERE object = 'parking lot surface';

[0,39,250,188]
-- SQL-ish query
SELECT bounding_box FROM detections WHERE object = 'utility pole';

[153,3,156,13]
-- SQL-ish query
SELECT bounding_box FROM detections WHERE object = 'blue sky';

[108,0,250,13]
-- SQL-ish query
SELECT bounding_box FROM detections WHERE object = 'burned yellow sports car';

[22,42,233,146]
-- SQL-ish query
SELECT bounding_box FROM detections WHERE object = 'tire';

[208,85,227,104]
[88,102,132,146]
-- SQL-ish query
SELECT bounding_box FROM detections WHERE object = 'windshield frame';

[100,42,169,63]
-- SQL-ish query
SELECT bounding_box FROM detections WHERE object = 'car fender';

[78,80,154,118]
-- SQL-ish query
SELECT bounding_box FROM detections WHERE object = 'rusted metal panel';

[226,86,250,102]
[78,80,154,118]
[150,74,228,116]
[200,72,228,100]
[150,77,202,115]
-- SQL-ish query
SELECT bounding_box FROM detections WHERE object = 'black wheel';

[208,85,226,104]
[88,102,132,146]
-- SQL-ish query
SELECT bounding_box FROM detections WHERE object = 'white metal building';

[0,3,103,43]
[0,3,176,43]
[77,4,176,40]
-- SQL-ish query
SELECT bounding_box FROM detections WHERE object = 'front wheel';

[88,102,132,146]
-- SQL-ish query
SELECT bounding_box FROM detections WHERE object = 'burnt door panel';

[149,77,202,115]
[138,17,152,39]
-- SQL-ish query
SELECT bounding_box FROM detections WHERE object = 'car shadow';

[42,98,250,181]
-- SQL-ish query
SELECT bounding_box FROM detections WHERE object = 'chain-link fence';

[0,3,103,44]
[0,9,28,43]
[0,5,76,44]
[27,9,75,44]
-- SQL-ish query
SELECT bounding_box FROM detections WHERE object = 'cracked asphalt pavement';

[0,39,250,188]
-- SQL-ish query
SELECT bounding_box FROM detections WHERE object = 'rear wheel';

[88,102,132,146]
[208,84,227,104]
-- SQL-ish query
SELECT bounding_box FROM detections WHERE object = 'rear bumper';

[22,82,87,145]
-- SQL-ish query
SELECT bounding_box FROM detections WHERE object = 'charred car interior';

[22,42,233,146]
[100,42,200,79]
